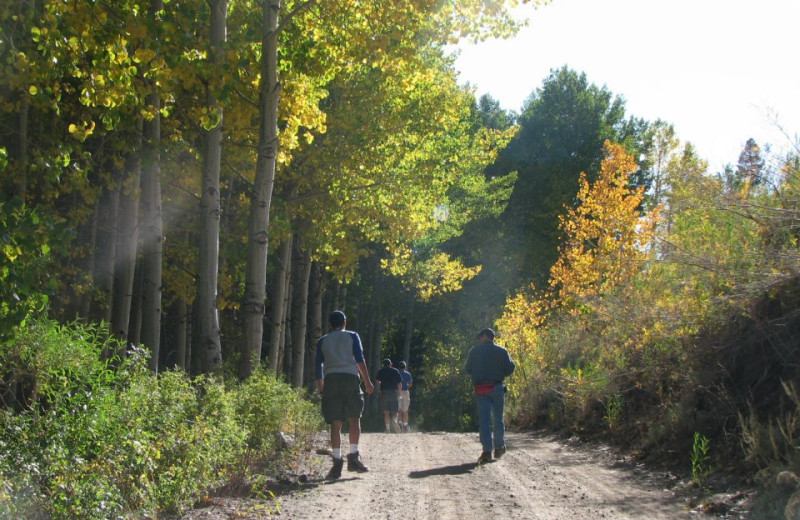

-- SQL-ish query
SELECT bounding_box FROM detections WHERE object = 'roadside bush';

[0,317,320,519]
[234,369,323,470]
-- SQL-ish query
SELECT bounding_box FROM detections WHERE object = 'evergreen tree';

[496,66,646,291]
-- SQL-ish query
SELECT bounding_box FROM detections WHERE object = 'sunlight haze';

[451,0,800,173]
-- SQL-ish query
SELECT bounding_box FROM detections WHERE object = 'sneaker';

[494,446,506,459]
[477,451,492,464]
[347,452,369,472]
[326,457,344,479]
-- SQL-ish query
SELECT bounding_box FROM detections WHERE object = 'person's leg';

[346,416,369,472]
[330,420,343,450]
[492,384,506,451]
[348,416,361,446]
[326,420,345,479]
[383,410,391,432]
[476,395,493,455]
[390,395,400,432]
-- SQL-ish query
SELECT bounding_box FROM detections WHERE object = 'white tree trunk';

[240,0,281,379]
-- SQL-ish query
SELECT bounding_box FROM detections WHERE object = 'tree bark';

[129,256,143,348]
[110,148,141,352]
[140,101,163,371]
[291,239,312,387]
[139,0,165,373]
[173,297,188,370]
[402,292,414,364]
[193,0,227,374]
[240,0,281,380]
[305,261,323,387]
[268,237,292,373]
[83,201,103,321]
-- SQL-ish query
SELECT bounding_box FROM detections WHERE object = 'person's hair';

[329,310,346,328]
[477,328,495,339]
[382,358,392,366]
[398,361,406,368]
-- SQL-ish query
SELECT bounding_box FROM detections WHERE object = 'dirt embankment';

[181,431,753,519]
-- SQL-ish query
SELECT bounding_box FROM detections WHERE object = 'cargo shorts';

[321,372,364,423]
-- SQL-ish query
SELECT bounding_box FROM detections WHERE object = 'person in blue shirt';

[314,310,375,479]
[397,361,413,433]
[464,328,515,463]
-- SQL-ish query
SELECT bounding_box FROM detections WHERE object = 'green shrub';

[0,318,320,519]
[234,370,323,467]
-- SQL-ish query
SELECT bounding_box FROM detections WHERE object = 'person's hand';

[364,380,375,395]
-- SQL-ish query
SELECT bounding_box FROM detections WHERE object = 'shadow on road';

[408,461,482,478]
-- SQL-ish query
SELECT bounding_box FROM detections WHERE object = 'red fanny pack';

[474,382,495,395]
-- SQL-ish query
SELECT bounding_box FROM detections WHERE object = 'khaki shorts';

[321,373,364,423]
[398,390,411,412]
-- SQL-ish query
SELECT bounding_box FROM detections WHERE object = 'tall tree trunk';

[291,240,312,387]
[93,168,125,323]
[140,103,163,371]
[240,0,281,379]
[268,238,292,373]
[193,0,227,374]
[281,285,292,378]
[83,201,103,321]
[110,147,141,351]
[305,261,322,387]
[402,292,414,364]
[139,0,164,373]
[173,297,188,370]
[129,256,143,347]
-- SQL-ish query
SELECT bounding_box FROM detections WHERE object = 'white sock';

[332,448,341,459]
[350,444,358,455]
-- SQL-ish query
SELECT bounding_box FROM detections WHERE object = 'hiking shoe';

[347,452,369,472]
[477,451,493,464]
[494,446,506,459]
[326,457,344,479]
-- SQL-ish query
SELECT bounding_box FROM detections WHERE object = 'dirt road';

[191,430,701,519]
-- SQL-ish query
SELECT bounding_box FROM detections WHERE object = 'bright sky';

[451,0,800,173]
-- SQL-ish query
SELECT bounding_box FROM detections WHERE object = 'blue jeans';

[476,383,506,452]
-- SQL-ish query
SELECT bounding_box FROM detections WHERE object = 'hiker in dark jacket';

[464,328,515,463]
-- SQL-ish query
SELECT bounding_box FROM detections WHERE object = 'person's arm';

[504,349,516,377]
[357,362,374,394]
[351,333,374,394]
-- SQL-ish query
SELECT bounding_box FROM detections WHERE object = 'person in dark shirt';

[314,310,375,479]
[464,328,516,463]
[375,358,402,433]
